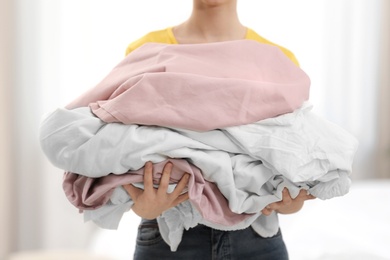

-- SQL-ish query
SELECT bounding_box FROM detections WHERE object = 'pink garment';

[63,159,252,226]
[66,40,310,131]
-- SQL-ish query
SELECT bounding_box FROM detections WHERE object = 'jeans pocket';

[136,222,163,246]
[249,227,282,240]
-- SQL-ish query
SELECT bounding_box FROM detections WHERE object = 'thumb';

[123,184,142,201]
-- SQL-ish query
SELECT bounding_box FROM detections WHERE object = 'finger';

[261,206,273,216]
[170,192,189,207]
[143,161,155,194]
[306,194,316,200]
[301,190,316,200]
[157,162,173,195]
[296,189,309,199]
[267,189,291,211]
[281,188,292,205]
[170,173,190,198]
[297,189,316,200]
[265,201,281,211]
[123,184,143,201]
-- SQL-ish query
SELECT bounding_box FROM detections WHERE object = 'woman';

[123,1,315,259]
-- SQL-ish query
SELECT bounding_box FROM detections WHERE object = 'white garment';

[39,102,358,251]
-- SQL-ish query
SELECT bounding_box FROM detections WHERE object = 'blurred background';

[1,0,389,259]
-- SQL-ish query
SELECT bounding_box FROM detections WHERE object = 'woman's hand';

[123,161,190,219]
[261,188,315,216]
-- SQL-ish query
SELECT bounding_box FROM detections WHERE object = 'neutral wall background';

[0,0,15,258]
[1,0,389,259]
[378,0,390,178]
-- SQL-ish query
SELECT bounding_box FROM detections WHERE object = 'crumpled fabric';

[65,40,310,131]
[39,40,358,252]
[40,103,357,251]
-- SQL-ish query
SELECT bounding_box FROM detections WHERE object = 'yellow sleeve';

[125,28,177,56]
[125,27,300,67]
[276,46,300,67]
[246,28,300,67]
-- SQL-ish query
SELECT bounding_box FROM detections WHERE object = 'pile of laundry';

[39,40,358,251]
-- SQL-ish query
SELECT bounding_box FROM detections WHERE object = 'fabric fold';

[66,40,310,131]
[39,40,358,252]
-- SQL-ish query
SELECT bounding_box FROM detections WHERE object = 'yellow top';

[125,27,299,66]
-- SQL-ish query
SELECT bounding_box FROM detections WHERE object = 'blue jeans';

[133,219,289,260]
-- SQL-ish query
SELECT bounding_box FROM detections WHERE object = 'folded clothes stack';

[39,40,358,251]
